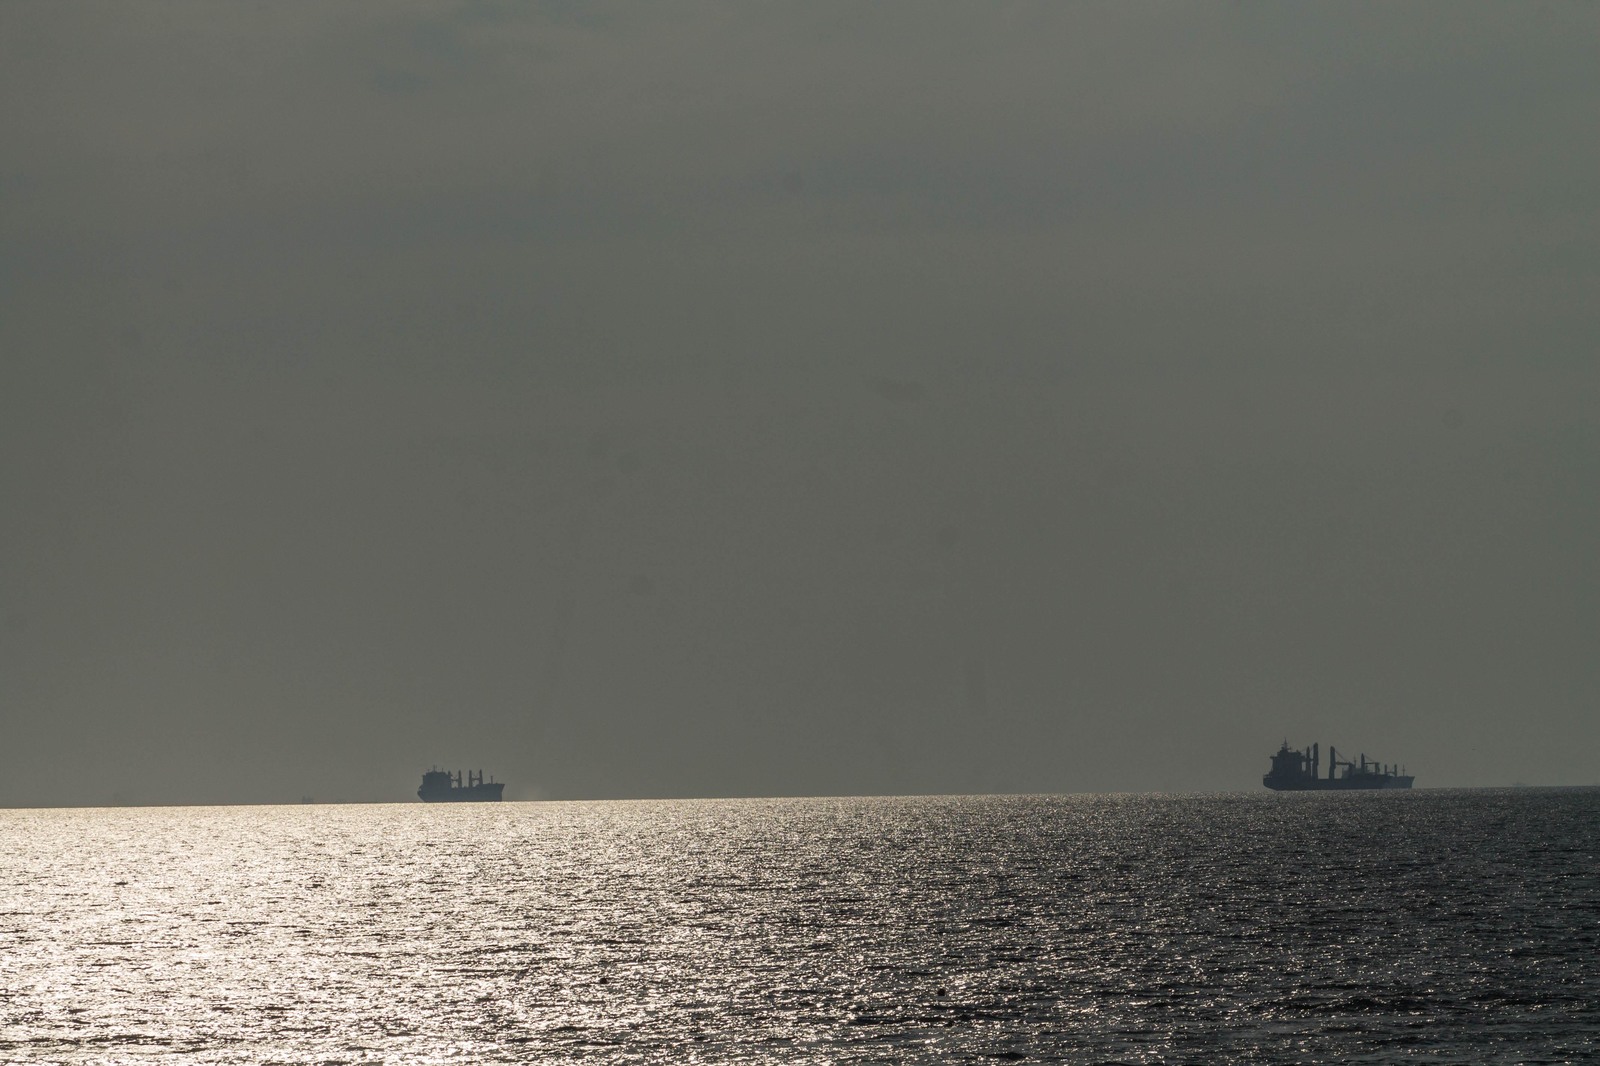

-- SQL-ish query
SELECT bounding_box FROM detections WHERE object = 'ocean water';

[2,790,1596,1064]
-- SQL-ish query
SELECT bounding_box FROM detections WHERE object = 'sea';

[2,789,1596,1064]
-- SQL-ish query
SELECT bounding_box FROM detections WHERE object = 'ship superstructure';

[1263,741,1413,791]
[417,768,505,802]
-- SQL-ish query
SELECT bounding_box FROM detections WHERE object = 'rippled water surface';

[3,790,1597,1063]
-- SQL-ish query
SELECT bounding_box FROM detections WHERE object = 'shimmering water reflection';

[2,790,1596,1063]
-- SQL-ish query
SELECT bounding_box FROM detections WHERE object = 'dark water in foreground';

[2,790,1596,1064]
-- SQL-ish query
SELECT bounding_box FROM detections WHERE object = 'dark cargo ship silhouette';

[1264,741,1413,790]
[417,768,504,802]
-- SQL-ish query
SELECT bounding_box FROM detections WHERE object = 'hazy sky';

[3,2,1597,805]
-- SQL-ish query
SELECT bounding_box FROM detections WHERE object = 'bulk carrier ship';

[417,768,504,802]
[1264,741,1413,791]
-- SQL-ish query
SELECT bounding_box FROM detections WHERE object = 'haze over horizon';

[4,3,1597,807]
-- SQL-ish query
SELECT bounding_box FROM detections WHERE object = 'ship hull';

[418,783,505,802]
[1264,775,1413,791]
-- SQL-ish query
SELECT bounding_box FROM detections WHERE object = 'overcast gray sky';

[3,2,1596,805]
